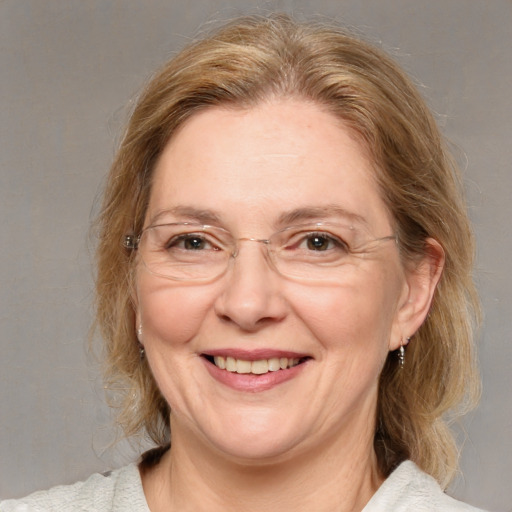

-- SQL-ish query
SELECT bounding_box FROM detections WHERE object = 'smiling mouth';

[203,355,310,375]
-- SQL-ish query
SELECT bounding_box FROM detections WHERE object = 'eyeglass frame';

[123,221,398,283]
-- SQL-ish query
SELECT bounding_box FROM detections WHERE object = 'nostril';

[219,314,231,323]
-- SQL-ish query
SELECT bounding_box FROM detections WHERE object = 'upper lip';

[201,348,311,361]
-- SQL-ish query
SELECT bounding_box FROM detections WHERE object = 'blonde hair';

[95,14,480,487]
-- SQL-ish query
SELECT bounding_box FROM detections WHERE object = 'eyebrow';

[148,206,222,226]
[276,205,369,228]
[149,205,368,228]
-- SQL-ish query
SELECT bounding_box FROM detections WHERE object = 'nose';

[213,241,288,331]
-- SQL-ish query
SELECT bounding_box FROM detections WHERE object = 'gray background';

[1,1,510,510]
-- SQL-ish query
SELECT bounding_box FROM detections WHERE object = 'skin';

[135,99,443,512]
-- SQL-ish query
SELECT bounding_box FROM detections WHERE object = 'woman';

[1,14,484,511]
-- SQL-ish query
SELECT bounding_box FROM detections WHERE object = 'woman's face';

[135,99,416,462]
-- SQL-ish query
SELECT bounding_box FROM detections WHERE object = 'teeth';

[236,359,252,374]
[251,359,269,375]
[211,356,302,374]
[268,357,281,372]
[214,356,226,370]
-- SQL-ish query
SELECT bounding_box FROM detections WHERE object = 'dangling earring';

[137,324,145,360]
[398,344,405,369]
[398,336,411,369]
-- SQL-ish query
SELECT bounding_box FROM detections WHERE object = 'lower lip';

[203,358,309,393]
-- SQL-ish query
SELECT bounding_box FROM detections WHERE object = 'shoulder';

[363,461,487,512]
[0,464,149,512]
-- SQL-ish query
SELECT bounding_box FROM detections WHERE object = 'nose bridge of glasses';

[237,236,271,245]
[230,236,274,265]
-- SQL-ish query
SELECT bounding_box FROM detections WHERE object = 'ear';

[389,238,445,350]
[135,312,142,339]
[131,284,142,342]
[130,272,141,326]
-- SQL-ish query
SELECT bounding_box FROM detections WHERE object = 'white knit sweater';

[0,460,486,511]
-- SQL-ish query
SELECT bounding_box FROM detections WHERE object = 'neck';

[141,415,383,512]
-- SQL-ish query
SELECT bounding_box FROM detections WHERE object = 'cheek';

[136,277,216,346]
[290,270,402,353]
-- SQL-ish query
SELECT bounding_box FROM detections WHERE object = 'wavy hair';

[95,14,480,487]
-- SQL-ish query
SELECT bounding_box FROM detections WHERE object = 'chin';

[211,433,303,464]
[193,409,310,463]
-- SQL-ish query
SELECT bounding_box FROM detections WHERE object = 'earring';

[136,324,145,360]
[398,336,411,369]
[398,345,405,369]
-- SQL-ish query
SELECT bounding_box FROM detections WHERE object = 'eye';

[305,233,335,251]
[288,231,349,253]
[167,233,217,251]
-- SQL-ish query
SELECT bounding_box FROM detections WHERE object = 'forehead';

[148,99,391,232]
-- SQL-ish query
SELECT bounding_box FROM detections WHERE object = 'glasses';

[124,222,397,283]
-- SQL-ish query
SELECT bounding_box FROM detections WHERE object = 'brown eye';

[303,233,347,252]
[183,236,207,250]
[168,234,212,251]
[306,235,331,251]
